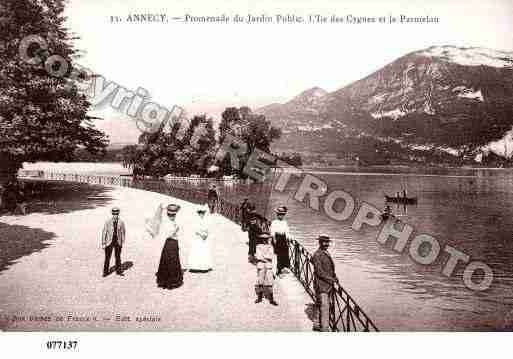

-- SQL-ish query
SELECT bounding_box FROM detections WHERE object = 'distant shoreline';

[21,162,513,180]
[302,164,513,171]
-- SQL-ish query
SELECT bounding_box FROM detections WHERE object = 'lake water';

[23,162,513,330]
[267,167,513,331]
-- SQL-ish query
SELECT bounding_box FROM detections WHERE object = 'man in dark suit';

[240,197,250,231]
[207,184,219,214]
[247,204,263,263]
[101,207,126,277]
[311,235,338,332]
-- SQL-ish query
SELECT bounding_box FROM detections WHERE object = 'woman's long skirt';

[274,233,290,274]
[188,237,212,272]
[156,238,183,289]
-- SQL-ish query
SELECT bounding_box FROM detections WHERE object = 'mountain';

[258,87,329,131]
[257,46,513,162]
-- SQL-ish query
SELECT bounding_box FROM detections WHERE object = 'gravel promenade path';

[0,184,312,331]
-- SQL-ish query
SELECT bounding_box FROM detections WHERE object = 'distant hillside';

[108,142,137,150]
[257,46,513,163]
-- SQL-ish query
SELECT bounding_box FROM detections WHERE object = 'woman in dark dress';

[156,204,184,289]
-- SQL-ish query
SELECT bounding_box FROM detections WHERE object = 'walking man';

[207,184,219,214]
[101,207,126,277]
[240,197,250,231]
[311,235,338,332]
[247,204,261,262]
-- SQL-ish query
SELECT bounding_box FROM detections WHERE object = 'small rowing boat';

[384,194,417,205]
[380,212,392,221]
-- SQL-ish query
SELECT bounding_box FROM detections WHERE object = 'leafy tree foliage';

[218,107,241,144]
[122,115,217,178]
[122,107,282,179]
[0,0,108,181]
[217,107,281,178]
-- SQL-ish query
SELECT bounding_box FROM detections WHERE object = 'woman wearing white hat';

[187,204,213,272]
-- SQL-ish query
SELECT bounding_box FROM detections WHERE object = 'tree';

[0,0,108,183]
[240,113,282,154]
[122,144,144,177]
[219,107,241,144]
[123,107,282,179]
[122,114,217,178]
[216,107,281,178]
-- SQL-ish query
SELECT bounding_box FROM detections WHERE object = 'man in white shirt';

[270,206,291,276]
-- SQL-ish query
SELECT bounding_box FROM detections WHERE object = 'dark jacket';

[240,201,250,229]
[207,188,219,201]
[247,213,262,236]
[312,249,337,294]
[240,201,250,218]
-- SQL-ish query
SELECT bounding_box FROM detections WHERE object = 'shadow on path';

[1,182,114,274]
[19,181,114,215]
[104,261,134,276]
[0,222,56,273]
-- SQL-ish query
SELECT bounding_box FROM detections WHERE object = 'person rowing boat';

[381,205,392,221]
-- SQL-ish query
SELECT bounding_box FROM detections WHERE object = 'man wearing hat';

[101,207,126,277]
[239,197,250,232]
[246,203,263,262]
[254,232,278,305]
[207,184,219,214]
[270,206,291,276]
[311,235,338,332]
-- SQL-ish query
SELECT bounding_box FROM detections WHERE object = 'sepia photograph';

[1,0,513,354]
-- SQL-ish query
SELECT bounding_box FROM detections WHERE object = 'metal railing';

[288,239,378,331]
[19,171,378,331]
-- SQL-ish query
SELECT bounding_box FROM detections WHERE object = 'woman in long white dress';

[187,204,212,272]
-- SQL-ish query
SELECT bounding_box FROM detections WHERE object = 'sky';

[64,0,513,143]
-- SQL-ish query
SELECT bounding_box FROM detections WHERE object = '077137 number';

[46,340,78,350]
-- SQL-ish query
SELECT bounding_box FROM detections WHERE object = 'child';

[254,232,278,306]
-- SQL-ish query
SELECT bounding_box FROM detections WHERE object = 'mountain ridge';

[257,45,513,162]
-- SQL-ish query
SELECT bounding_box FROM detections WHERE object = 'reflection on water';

[268,167,513,331]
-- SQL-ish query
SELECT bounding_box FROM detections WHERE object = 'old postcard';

[1,0,513,350]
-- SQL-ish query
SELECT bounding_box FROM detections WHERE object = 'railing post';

[304,250,309,286]
[294,241,300,276]
[329,290,336,332]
